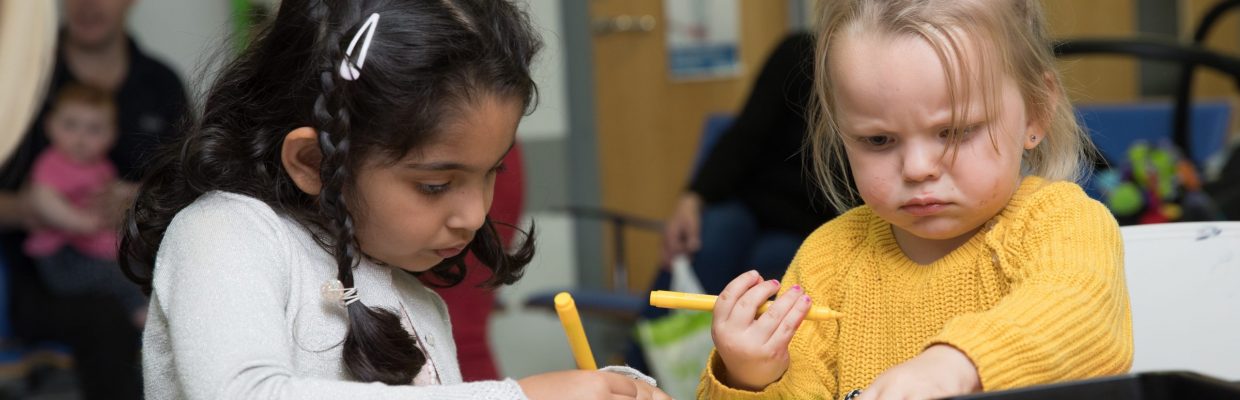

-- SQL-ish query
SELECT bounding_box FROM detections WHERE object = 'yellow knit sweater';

[698,177,1133,399]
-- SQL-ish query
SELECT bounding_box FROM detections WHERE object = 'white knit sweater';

[142,191,529,399]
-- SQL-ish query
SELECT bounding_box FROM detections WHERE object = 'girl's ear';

[1025,71,1059,151]
[282,127,324,195]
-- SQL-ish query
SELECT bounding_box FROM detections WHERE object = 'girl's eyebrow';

[492,141,514,167]
[404,141,515,172]
[406,161,470,172]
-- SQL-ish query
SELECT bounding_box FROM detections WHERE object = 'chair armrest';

[550,205,664,295]
[552,205,664,232]
[524,289,645,321]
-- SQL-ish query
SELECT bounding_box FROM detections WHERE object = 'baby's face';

[46,102,116,163]
[829,32,1042,244]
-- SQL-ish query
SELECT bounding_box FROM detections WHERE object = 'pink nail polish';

[802,295,811,303]
[791,284,802,292]
[771,279,780,286]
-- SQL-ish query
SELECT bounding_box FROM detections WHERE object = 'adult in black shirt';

[662,32,839,293]
[627,33,841,374]
[0,0,188,398]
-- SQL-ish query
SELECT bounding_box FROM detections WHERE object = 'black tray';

[950,371,1240,400]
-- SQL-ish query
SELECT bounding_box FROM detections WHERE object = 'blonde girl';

[700,1,1132,399]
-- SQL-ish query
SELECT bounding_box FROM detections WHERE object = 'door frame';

[561,0,607,290]
[559,0,806,290]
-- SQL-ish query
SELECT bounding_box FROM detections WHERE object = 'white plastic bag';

[636,255,714,399]
[668,254,705,294]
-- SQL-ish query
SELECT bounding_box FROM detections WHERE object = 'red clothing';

[23,147,118,260]
[431,144,525,381]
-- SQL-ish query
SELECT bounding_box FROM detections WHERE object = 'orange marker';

[554,292,597,369]
[649,290,845,321]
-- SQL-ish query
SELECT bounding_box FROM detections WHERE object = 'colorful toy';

[1093,140,1223,225]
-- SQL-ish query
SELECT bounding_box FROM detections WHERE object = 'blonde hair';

[808,0,1095,211]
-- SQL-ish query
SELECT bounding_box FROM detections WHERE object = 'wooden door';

[589,0,789,291]
[1043,0,1139,102]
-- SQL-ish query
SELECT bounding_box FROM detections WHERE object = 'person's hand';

[38,188,102,234]
[855,344,981,400]
[90,181,138,229]
[661,192,703,265]
[20,212,46,231]
[14,188,47,230]
[712,270,812,391]
[518,369,671,400]
[70,213,106,235]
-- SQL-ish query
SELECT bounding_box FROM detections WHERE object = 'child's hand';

[517,370,670,400]
[712,270,812,391]
[855,344,981,400]
[89,181,138,229]
[65,212,105,235]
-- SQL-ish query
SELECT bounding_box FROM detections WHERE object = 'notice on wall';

[664,0,741,81]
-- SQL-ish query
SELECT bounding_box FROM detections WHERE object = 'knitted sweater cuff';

[931,320,1016,391]
[697,349,792,399]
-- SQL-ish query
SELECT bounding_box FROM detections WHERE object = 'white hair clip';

[321,279,361,307]
[339,13,381,81]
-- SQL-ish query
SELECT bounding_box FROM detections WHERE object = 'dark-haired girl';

[121,0,665,398]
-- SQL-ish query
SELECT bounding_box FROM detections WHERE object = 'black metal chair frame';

[1054,0,1240,167]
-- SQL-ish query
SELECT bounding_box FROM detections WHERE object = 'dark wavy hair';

[119,0,540,385]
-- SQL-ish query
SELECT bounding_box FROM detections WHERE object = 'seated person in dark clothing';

[628,32,842,372]
[663,32,839,294]
[0,0,188,398]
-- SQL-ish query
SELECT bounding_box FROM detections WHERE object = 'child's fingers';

[750,285,804,339]
[714,270,762,322]
[853,389,875,400]
[599,373,667,400]
[730,278,780,324]
[599,372,638,396]
[854,384,887,400]
[630,385,650,400]
[764,290,811,349]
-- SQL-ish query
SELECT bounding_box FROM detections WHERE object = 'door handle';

[591,14,657,35]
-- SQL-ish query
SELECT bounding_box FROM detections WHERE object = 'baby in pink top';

[24,83,146,327]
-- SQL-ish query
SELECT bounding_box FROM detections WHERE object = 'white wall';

[127,0,232,95]
[516,0,569,141]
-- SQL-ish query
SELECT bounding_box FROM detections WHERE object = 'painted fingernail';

[802,295,811,303]
[770,279,780,286]
[791,284,802,292]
